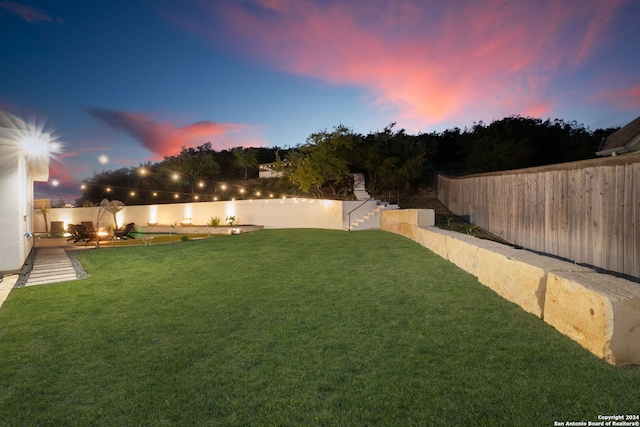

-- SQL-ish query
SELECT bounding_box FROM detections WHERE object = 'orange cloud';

[87,108,267,159]
[202,0,626,130]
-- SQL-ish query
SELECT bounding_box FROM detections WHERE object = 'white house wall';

[0,146,35,273]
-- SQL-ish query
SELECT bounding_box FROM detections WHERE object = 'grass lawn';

[0,229,638,426]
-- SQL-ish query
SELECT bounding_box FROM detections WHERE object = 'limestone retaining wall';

[381,209,640,366]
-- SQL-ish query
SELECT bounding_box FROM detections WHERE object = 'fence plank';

[438,153,640,278]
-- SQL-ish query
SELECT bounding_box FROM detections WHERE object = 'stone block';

[475,246,593,318]
[545,272,640,366]
[380,209,435,232]
[415,227,510,276]
[416,209,436,227]
[444,232,505,276]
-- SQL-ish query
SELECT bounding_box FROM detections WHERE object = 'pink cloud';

[87,108,267,159]
[194,0,626,130]
[616,84,640,110]
[0,1,59,23]
[59,146,112,159]
[49,160,75,182]
[589,82,640,113]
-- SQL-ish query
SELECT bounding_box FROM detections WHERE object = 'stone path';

[24,247,78,286]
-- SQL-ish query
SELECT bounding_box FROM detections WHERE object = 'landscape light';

[51,179,59,186]
[172,173,179,181]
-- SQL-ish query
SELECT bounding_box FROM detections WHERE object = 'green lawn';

[0,229,638,426]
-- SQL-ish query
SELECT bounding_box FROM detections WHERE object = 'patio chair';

[66,224,80,241]
[113,223,136,240]
[81,221,95,232]
[50,221,65,236]
[72,225,94,243]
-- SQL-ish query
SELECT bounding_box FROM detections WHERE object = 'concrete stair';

[349,202,398,230]
[352,173,371,201]
[347,173,398,230]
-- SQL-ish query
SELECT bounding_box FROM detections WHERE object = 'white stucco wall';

[35,198,377,232]
[0,112,50,274]
[0,146,36,273]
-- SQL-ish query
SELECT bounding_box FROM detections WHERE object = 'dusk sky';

[1,0,639,201]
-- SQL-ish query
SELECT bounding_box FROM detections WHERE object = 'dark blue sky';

[1,0,639,200]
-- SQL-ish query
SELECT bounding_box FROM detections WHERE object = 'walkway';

[24,247,78,286]
[0,238,90,310]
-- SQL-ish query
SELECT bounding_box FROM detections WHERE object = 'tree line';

[77,116,617,205]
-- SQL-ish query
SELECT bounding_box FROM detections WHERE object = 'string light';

[78,170,301,203]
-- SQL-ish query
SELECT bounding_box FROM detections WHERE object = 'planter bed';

[138,225,264,235]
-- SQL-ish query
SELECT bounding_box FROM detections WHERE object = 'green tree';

[161,144,221,194]
[286,125,355,197]
[352,124,436,193]
[232,147,259,180]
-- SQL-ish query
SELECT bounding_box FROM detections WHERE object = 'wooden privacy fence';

[438,152,640,278]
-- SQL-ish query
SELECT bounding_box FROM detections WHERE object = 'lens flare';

[0,110,64,180]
